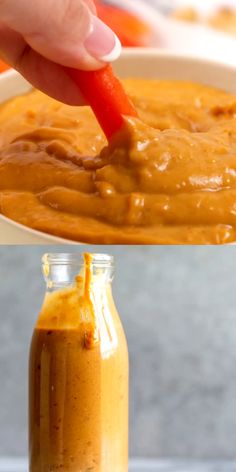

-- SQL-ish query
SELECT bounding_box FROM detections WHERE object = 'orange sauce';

[1,79,236,244]
[29,253,128,471]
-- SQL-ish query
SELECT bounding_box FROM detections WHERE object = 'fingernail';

[84,15,121,62]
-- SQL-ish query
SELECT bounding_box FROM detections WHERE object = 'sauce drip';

[39,253,99,349]
[82,253,99,349]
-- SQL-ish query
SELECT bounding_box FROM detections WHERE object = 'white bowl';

[1,48,236,244]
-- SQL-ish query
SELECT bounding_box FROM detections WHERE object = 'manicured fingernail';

[84,15,121,62]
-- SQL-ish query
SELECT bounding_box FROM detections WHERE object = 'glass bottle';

[29,253,129,472]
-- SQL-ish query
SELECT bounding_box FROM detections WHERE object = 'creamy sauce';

[29,253,128,471]
[1,79,236,244]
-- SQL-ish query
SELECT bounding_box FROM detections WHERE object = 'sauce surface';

[1,79,236,244]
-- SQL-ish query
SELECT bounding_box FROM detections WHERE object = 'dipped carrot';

[68,65,138,140]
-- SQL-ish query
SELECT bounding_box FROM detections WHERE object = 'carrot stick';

[68,65,138,140]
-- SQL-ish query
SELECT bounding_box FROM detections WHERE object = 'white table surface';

[2,458,236,472]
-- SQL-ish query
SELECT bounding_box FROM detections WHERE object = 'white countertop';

[2,458,236,472]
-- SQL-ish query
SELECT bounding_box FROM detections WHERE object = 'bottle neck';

[39,253,115,349]
[42,253,114,291]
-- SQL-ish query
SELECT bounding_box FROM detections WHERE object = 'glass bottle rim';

[42,253,114,268]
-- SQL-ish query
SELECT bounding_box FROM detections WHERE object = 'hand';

[0,0,121,104]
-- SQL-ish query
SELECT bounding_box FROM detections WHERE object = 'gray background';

[1,246,236,459]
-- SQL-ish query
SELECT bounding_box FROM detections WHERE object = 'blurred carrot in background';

[0,60,10,73]
[94,0,152,46]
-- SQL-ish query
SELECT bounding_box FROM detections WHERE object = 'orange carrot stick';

[68,65,138,140]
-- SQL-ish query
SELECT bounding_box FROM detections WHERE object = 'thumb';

[0,0,121,70]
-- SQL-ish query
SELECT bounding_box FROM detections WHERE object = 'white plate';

[1,49,236,244]
[110,0,236,65]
